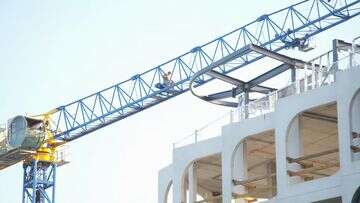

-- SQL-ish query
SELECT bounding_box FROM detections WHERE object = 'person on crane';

[155,71,175,92]
[162,71,173,87]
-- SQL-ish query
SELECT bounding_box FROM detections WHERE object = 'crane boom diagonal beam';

[50,0,360,141]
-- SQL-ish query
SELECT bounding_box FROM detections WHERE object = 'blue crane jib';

[50,0,360,142]
[0,1,358,203]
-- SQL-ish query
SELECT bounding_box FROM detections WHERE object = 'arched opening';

[286,102,339,184]
[350,89,360,161]
[231,130,277,202]
[182,154,222,203]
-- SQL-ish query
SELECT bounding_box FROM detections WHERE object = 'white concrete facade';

[158,62,360,202]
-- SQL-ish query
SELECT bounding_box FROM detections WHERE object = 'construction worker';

[155,71,174,91]
[162,71,173,87]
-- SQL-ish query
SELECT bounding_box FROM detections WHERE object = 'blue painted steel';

[51,0,360,141]
[23,161,56,203]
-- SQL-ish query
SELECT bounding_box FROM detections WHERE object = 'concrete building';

[158,38,360,203]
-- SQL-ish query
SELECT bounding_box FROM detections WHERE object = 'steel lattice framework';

[50,0,360,141]
[23,161,56,203]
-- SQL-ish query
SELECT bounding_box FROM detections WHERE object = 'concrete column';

[188,162,197,203]
[286,116,303,183]
[337,97,356,202]
[233,141,248,203]
[275,126,287,197]
[173,170,187,203]
[222,150,233,203]
[336,72,355,176]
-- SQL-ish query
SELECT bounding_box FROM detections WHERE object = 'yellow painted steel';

[28,110,66,163]
[33,147,56,162]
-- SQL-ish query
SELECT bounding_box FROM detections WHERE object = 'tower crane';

[0,0,359,202]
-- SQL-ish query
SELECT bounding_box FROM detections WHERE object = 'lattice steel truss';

[49,0,360,141]
[23,161,56,203]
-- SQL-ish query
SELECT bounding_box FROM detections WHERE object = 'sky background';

[0,0,359,202]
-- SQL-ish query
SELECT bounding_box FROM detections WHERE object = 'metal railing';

[237,50,360,121]
[55,145,70,166]
[173,111,234,148]
[173,50,360,148]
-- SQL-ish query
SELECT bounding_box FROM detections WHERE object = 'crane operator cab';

[7,116,45,150]
[0,116,46,156]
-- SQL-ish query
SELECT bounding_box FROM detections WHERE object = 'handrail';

[173,49,360,148]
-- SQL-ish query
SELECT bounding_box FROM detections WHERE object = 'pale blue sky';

[0,0,359,202]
